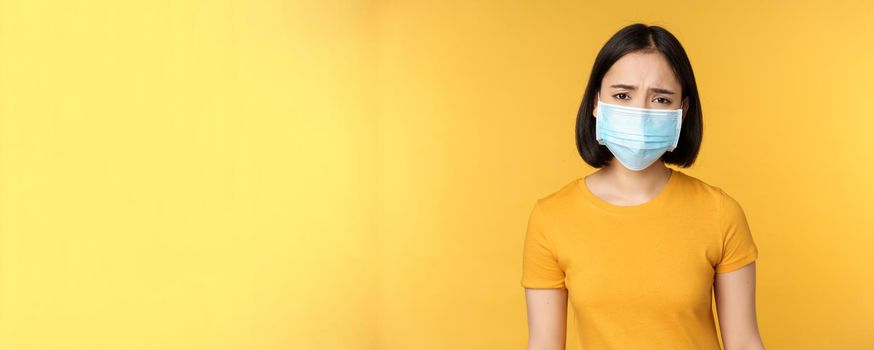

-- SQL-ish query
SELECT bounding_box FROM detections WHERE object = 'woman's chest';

[553,215,721,310]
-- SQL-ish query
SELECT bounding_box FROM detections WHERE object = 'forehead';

[602,51,681,89]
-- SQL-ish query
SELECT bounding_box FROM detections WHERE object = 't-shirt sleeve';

[715,189,759,273]
[520,200,566,289]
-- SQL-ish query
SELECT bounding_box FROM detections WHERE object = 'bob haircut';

[576,23,703,168]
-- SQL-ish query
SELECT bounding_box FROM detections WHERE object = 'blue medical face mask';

[595,94,683,171]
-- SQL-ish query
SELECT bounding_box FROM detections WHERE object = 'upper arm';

[714,190,758,273]
[520,201,566,289]
[520,200,568,349]
[524,288,567,350]
[713,189,764,349]
[714,262,763,349]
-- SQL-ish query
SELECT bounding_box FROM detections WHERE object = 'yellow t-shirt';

[521,168,758,349]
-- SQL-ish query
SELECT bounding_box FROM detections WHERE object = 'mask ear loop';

[670,96,685,152]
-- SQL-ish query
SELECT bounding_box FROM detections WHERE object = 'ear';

[592,93,599,118]
[681,97,689,117]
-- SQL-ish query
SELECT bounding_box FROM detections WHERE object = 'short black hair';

[575,23,703,168]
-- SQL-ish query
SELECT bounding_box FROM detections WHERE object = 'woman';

[521,23,764,350]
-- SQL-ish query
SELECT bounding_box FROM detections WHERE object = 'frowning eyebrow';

[609,84,676,95]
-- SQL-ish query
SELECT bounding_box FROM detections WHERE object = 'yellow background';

[1,0,871,349]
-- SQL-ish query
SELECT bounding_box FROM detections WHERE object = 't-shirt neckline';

[576,168,679,216]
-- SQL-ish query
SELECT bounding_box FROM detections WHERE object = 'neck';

[600,160,672,194]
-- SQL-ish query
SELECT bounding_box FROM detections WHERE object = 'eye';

[612,93,630,100]
[653,97,672,104]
